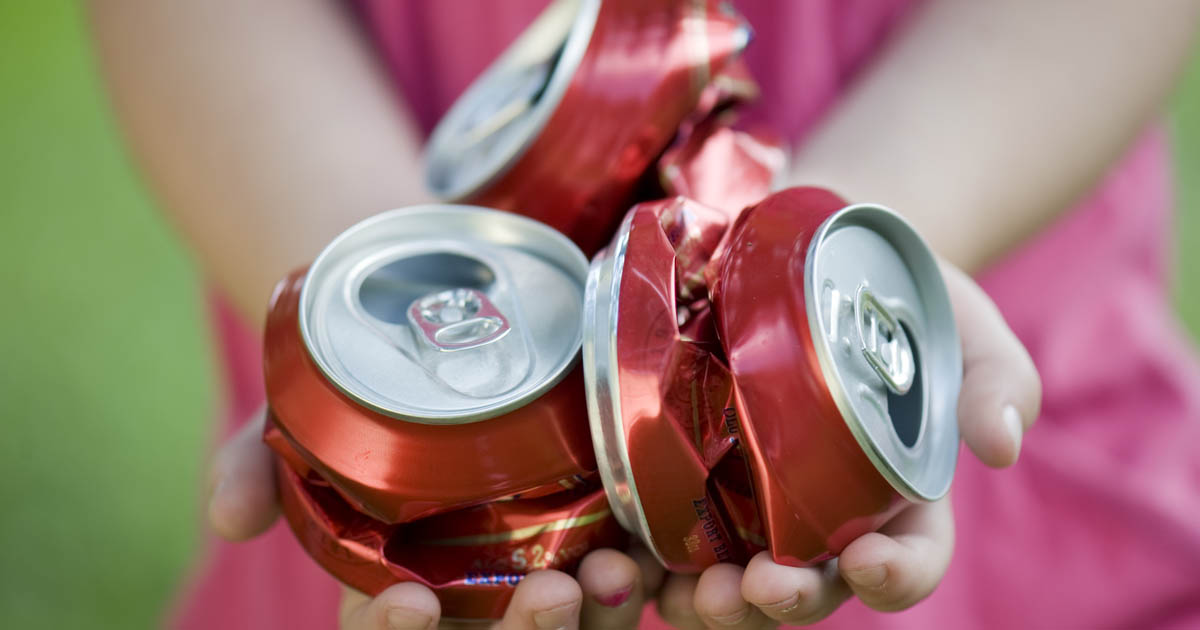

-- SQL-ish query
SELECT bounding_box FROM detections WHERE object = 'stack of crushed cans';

[263,0,962,620]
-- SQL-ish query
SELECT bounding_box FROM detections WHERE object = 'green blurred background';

[0,3,1197,629]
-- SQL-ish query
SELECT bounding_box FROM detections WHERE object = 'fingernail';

[386,606,432,629]
[707,606,751,626]
[533,601,579,629]
[593,584,634,608]
[1003,405,1023,456]
[759,591,801,614]
[844,564,888,589]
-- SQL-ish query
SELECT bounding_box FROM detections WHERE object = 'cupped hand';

[206,412,664,629]
[207,261,1039,629]
[655,261,1041,629]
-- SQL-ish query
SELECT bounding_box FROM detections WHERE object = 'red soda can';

[584,188,961,571]
[424,0,752,253]
[275,458,623,620]
[263,206,625,618]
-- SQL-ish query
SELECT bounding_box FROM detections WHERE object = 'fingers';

[740,552,850,625]
[627,544,666,597]
[207,408,280,540]
[940,262,1042,467]
[692,564,775,629]
[495,570,582,630]
[658,568,780,630]
[657,575,706,630]
[837,497,954,612]
[339,584,440,630]
[577,549,645,629]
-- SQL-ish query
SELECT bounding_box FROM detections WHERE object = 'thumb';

[940,262,1041,468]
[207,407,281,540]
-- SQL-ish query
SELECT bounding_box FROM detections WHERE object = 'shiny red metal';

[263,269,596,525]
[654,59,785,217]
[656,119,784,219]
[710,188,911,566]
[457,0,751,253]
[274,452,625,619]
[592,197,749,571]
[590,188,952,572]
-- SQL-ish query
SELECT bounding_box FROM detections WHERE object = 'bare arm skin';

[788,0,1200,272]
[88,0,431,325]
[88,1,1200,315]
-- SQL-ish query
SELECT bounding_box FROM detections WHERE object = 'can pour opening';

[355,252,531,400]
[358,253,497,323]
[885,321,924,449]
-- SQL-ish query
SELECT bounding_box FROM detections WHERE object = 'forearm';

[87,0,430,325]
[788,0,1200,272]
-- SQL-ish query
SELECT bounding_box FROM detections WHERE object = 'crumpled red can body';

[594,188,932,573]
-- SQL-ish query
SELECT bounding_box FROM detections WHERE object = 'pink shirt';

[175,2,1200,628]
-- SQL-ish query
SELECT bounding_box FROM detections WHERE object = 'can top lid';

[425,0,600,201]
[300,205,588,424]
[804,204,961,501]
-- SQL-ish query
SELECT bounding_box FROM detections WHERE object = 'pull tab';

[854,283,915,395]
[407,288,511,351]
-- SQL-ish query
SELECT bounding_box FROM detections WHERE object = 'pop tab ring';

[854,283,915,396]
[408,288,512,351]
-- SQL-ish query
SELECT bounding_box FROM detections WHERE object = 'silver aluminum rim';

[299,205,588,424]
[803,204,961,501]
[582,210,667,565]
[425,0,602,201]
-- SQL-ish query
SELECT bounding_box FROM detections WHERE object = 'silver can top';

[425,0,600,200]
[804,204,961,501]
[300,205,588,424]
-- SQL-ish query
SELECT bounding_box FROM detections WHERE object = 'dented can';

[584,188,961,571]
[263,206,625,618]
[425,0,753,253]
[275,452,624,620]
[653,58,786,216]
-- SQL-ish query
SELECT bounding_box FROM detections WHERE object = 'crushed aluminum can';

[584,188,961,571]
[263,205,626,619]
[263,206,594,525]
[275,455,625,620]
[425,0,753,254]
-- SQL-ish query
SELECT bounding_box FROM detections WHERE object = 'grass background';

[0,3,1197,629]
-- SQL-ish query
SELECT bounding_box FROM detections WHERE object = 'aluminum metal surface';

[589,188,963,571]
[299,205,588,424]
[582,210,662,563]
[804,205,961,501]
[424,0,753,254]
[425,0,599,200]
[585,197,752,572]
[272,444,626,620]
[266,265,596,525]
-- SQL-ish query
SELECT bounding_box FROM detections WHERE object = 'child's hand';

[206,413,661,629]
[652,261,1041,629]
[207,261,1039,629]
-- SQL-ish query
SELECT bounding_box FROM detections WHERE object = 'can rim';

[582,210,668,566]
[424,0,602,200]
[803,204,962,501]
[300,205,589,424]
